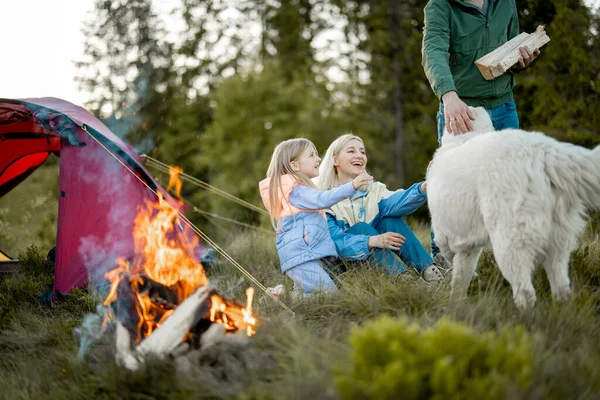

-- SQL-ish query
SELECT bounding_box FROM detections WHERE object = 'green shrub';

[336,316,533,400]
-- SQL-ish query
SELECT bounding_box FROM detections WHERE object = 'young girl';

[259,138,372,294]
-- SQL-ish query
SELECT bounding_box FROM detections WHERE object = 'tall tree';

[196,62,353,226]
[335,0,437,187]
[76,0,176,151]
[263,0,319,80]
[177,0,262,94]
[514,0,600,143]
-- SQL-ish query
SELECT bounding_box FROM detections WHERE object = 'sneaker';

[266,284,286,297]
[433,253,450,272]
[423,264,444,283]
[433,254,479,278]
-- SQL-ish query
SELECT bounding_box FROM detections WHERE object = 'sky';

[0,0,177,106]
[0,1,95,106]
[1,0,598,108]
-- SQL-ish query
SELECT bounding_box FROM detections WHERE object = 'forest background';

[1,2,600,398]
[1,0,600,254]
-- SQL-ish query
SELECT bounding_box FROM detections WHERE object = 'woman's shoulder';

[368,181,397,200]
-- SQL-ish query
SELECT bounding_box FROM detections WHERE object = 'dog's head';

[441,107,494,148]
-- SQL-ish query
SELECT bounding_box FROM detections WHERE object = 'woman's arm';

[377,182,427,218]
[327,213,372,260]
[289,182,356,210]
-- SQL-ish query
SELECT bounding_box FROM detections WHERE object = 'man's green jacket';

[422,0,519,109]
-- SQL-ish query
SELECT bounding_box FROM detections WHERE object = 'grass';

[0,157,59,258]
[1,220,600,400]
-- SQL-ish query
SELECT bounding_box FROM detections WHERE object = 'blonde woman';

[259,138,372,294]
[316,134,443,282]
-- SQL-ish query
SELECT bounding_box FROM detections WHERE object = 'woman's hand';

[442,91,475,135]
[352,172,373,190]
[421,161,432,193]
[368,232,406,251]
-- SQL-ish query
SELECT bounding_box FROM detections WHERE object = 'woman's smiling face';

[334,139,367,183]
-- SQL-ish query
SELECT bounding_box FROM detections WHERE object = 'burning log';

[115,284,212,370]
[100,192,257,371]
[111,281,255,371]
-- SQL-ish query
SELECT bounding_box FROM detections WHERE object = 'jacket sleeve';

[421,0,456,99]
[327,213,372,260]
[377,182,427,218]
[289,182,356,210]
[507,0,519,40]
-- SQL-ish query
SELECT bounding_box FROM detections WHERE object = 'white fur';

[427,127,600,310]
[440,106,495,148]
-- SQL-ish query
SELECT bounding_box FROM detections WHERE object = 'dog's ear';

[469,107,494,133]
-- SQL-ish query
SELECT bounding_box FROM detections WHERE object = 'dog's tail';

[545,142,600,209]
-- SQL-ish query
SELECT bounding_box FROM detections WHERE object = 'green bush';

[336,316,533,400]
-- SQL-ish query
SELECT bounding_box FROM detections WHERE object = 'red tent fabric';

[0,97,197,294]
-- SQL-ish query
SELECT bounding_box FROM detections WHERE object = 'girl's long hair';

[316,133,364,190]
[266,138,319,230]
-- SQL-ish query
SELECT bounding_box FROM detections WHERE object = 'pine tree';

[514,0,600,144]
[76,0,176,151]
[334,0,437,187]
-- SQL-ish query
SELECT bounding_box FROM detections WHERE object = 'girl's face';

[334,139,367,182]
[291,145,321,179]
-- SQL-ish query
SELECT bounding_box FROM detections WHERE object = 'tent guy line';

[141,155,269,216]
[141,155,272,231]
[82,125,295,317]
[191,207,273,233]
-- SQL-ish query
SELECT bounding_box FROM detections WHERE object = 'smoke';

[74,138,142,285]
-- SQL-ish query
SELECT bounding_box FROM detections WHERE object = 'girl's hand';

[352,172,373,190]
[420,181,427,193]
[368,232,406,251]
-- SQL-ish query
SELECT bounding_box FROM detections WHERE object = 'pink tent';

[0,97,198,294]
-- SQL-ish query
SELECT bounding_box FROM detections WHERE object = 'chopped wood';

[115,284,215,370]
[475,25,550,80]
[200,322,227,348]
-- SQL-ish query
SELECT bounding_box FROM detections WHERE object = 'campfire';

[102,190,257,371]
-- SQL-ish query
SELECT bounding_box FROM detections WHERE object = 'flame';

[103,191,257,343]
[166,166,183,200]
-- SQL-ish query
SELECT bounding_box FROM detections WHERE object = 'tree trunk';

[389,2,405,185]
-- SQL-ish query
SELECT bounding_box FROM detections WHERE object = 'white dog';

[427,109,600,310]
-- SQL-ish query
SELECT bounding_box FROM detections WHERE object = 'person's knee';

[347,222,378,235]
[377,216,409,234]
[286,263,337,294]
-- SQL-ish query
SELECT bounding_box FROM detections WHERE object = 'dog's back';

[427,128,600,310]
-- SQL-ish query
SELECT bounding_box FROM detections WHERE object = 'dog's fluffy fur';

[428,110,600,310]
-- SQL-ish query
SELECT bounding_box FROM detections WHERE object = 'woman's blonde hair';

[266,138,319,230]
[316,133,364,190]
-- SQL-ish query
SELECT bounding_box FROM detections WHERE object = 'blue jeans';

[348,217,434,274]
[430,99,520,255]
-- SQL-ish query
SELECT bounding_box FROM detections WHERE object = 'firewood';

[475,25,550,80]
[115,321,141,370]
[115,284,214,370]
[134,284,214,356]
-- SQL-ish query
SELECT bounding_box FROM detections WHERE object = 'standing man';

[421,0,540,259]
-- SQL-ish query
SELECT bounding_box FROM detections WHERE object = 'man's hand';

[441,91,475,135]
[513,46,540,71]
